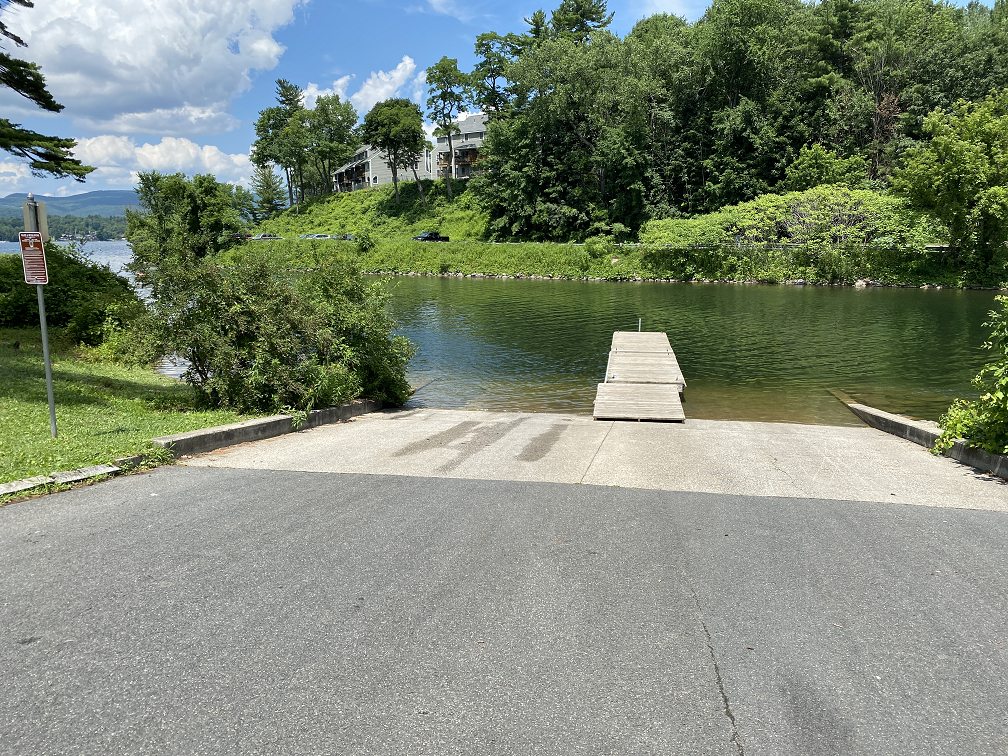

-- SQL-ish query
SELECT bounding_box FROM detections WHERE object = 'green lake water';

[384,276,997,426]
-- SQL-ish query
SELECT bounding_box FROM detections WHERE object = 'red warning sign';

[19,232,47,285]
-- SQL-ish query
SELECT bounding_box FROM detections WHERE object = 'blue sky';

[0,0,818,197]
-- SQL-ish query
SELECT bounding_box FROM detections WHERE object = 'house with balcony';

[334,145,435,193]
[435,113,488,180]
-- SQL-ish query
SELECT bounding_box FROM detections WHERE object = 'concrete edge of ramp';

[829,390,1008,479]
[151,398,382,458]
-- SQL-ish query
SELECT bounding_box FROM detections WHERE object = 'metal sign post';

[21,192,56,439]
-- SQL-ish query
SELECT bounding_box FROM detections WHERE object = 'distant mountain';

[0,190,138,218]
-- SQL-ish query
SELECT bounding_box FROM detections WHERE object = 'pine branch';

[0,118,94,180]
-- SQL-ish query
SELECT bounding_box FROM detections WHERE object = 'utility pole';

[22,193,56,438]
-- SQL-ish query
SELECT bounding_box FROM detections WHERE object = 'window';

[437,136,447,144]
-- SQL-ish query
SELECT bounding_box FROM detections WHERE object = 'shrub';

[640,185,943,250]
[0,243,139,345]
[130,250,414,413]
[935,295,1008,455]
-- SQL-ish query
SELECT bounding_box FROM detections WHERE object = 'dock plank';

[606,351,686,387]
[611,331,672,352]
[593,383,685,421]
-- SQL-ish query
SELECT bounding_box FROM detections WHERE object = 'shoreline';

[362,268,1006,291]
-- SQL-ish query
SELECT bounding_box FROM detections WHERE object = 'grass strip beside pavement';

[0,328,242,486]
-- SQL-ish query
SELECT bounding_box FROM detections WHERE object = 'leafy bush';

[640,185,944,250]
[130,249,414,413]
[0,243,139,345]
[935,295,1008,455]
[784,145,870,192]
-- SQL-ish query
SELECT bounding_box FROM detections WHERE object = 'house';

[435,113,488,179]
[334,145,436,193]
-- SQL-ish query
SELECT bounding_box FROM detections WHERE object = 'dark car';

[412,231,449,242]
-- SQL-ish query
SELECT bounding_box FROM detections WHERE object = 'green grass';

[0,328,242,486]
[231,236,977,286]
[249,181,997,286]
[258,179,487,242]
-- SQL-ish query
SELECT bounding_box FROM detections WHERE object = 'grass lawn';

[0,328,243,486]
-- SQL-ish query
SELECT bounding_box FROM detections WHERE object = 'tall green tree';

[0,0,93,180]
[426,57,469,198]
[361,98,427,206]
[894,90,1008,280]
[126,172,247,277]
[550,0,614,42]
[308,94,359,192]
[471,32,521,116]
[251,163,286,221]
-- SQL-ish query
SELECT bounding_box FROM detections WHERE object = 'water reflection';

[383,276,995,425]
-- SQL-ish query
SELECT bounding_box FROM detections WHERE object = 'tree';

[308,94,359,192]
[251,163,287,221]
[361,98,427,206]
[894,90,1008,280]
[785,143,869,190]
[0,0,93,180]
[252,80,359,205]
[550,0,614,42]
[426,57,469,198]
[125,172,247,279]
[471,32,520,115]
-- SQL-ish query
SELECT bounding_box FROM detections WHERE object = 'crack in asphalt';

[691,586,745,756]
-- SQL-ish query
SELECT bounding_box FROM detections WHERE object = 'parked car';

[412,231,449,242]
[309,233,331,239]
[251,233,283,240]
[331,233,355,241]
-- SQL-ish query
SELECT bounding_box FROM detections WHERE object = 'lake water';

[384,275,996,425]
[3,241,994,424]
[0,239,133,273]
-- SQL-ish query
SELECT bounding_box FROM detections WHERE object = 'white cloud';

[350,56,417,114]
[0,0,302,136]
[426,0,475,22]
[333,75,354,101]
[302,75,355,109]
[0,161,33,193]
[73,135,251,186]
[411,70,428,106]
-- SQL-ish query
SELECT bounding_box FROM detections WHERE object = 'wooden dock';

[593,331,686,422]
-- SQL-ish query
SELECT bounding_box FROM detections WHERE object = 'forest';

[246,0,1008,282]
[467,0,1008,241]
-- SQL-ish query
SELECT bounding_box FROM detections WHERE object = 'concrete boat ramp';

[186,407,1008,511]
[594,331,686,422]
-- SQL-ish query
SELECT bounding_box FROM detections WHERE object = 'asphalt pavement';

[2,466,1006,755]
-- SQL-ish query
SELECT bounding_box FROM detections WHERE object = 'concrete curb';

[0,465,120,498]
[150,398,382,458]
[830,391,1008,478]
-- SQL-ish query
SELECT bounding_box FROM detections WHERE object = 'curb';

[830,391,1008,479]
[1,399,382,499]
[150,398,381,458]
